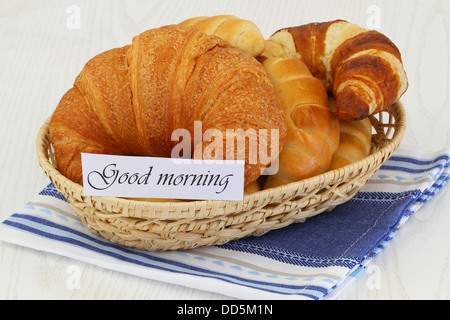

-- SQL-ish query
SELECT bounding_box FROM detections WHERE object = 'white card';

[81,153,245,201]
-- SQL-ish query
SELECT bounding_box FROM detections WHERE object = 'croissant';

[262,57,340,189]
[49,25,287,188]
[263,19,408,120]
[179,15,265,57]
[328,98,373,169]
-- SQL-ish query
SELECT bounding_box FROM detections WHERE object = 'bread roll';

[262,57,340,188]
[328,98,372,169]
[180,15,265,57]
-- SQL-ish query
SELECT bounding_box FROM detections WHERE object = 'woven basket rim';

[36,101,406,220]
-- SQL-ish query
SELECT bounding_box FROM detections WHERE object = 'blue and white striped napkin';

[1,145,449,300]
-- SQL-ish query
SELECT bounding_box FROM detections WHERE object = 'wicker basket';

[36,101,406,251]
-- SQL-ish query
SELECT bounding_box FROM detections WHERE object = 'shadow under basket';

[36,101,406,251]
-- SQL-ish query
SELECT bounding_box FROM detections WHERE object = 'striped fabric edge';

[2,212,335,300]
[326,165,450,299]
[218,189,420,270]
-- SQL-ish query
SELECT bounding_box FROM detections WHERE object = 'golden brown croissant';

[262,57,340,189]
[263,20,408,120]
[328,98,372,169]
[179,15,265,57]
[49,25,286,188]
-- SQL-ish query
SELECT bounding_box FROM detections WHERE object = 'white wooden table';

[1,0,449,300]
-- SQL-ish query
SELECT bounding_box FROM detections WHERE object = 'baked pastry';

[328,98,372,169]
[49,25,286,188]
[262,57,340,189]
[179,15,265,57]
[244,179,262,194]
[263,20,408,120]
